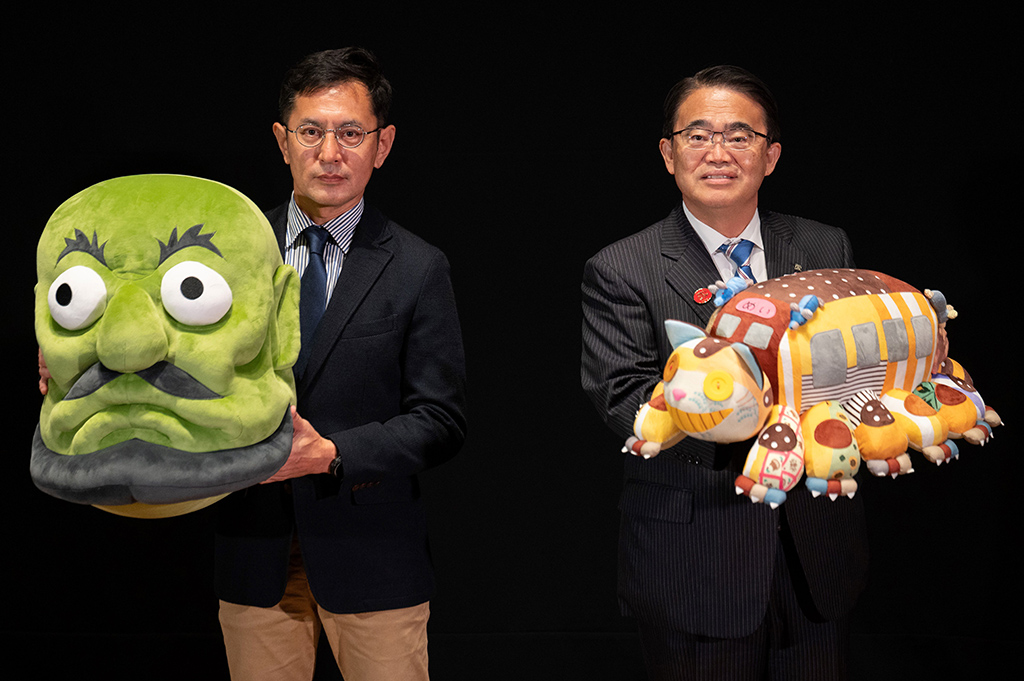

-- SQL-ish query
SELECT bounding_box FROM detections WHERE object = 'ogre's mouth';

[64,361,222,400]
[43,362,249,455]
[30,410,292,507]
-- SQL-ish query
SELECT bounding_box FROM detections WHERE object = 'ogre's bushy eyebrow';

[57,229,107,266]
[158,224,223,264]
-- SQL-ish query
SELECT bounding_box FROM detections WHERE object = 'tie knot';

[717,239,756,284]
[304,226,330,256]
[718,238,754,262]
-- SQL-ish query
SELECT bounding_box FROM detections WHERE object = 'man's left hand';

[38,348,51,395]
[261,406,337,483]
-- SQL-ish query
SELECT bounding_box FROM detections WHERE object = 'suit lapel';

[760,211,808,279]
[661,205,721,327]
[659,207,811,325]
[300,206,392,395]
[268,203,394,398]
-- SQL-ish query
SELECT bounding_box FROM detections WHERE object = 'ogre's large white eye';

[48,265,107,330]
[161,261,232,326]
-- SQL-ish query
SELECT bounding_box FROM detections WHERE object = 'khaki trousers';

[219,542,429,681]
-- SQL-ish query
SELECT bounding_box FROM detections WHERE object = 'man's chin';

[30,410,293,518]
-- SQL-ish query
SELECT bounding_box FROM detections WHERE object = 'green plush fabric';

[33,175,300,516]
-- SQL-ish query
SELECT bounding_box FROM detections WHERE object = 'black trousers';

[636,524,851,681]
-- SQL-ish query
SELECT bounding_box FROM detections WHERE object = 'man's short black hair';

[279,47,393,127]
[662,65,781,144]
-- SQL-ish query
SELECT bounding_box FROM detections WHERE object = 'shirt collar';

[285,193,363,254]
[681,200,763,256]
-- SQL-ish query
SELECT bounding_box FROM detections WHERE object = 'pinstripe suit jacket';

[581,203,868,638]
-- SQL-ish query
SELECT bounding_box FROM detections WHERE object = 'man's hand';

[38,348,51,396]
[261,406,337,483]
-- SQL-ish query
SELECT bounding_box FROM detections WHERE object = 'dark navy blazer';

[215,202,467,614]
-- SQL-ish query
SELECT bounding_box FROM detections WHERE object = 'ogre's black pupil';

[56,283,73,306]
[180,276,204,300]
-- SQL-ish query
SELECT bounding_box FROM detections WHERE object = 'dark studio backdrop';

[5,7,1016,680]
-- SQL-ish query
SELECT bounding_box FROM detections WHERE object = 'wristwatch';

[328,453,345,480]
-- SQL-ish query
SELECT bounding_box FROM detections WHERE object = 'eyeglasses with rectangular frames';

[288,124,382,149]
[668,127,770,151]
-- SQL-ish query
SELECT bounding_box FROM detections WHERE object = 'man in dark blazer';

[214,48,467,681]
[581,66,867,680]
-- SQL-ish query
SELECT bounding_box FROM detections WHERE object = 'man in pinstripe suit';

[581,66,867,680]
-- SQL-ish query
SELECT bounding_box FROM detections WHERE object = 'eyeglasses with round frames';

[287,124,382,149]
[668,127,770,152]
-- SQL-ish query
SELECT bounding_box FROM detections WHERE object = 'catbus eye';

[160,261,232,326]
[663,354,679,381]
[703,370,734,402]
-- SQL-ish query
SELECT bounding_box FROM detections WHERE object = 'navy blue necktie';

[297,225,330,376]
[717,238,756,284]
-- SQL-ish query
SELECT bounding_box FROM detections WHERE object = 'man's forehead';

[289,81,375,124]
[675,87,767,130]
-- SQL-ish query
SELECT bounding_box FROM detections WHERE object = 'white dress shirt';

[682,201,768,283]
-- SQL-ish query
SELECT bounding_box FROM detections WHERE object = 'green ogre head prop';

[31,175,300,518]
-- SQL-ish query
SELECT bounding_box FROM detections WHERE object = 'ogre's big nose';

[95,283,168,373]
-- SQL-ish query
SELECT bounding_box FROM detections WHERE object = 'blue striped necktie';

[297,225,330,375]
[718,239,756,284]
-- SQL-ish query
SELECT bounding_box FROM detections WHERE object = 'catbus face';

[661,322,772,443]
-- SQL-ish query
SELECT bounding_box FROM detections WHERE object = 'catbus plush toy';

[626,269,1001,508]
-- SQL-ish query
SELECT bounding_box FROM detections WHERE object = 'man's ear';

[764,141,782,178]
[270,264,301,370]
[374,124,396,169]
[273,122,291,165]
[659,137,676,176]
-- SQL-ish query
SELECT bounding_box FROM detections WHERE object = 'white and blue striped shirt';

[283,195,363,307]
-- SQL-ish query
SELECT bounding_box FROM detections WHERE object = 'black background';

[5,6,1017,680]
